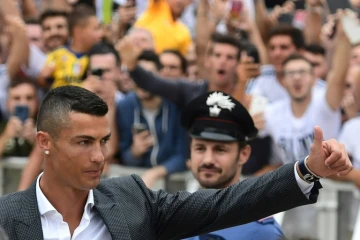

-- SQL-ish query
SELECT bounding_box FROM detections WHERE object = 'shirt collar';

[36,172,95,216]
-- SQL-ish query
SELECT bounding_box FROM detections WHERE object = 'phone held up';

[14,105,29,123]
[132,123,148,134]
[229,0,243,21]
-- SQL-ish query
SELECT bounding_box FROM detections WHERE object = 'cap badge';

[206,92,235,117]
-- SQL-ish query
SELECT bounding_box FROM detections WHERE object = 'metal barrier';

[0,157,358,239]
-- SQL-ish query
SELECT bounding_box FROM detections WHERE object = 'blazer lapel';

[15,181,44,240]
[93,189,131,240]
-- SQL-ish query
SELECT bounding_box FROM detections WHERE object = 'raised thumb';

[311,126,323,153]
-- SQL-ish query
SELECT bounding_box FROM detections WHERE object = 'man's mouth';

[199,167,221,174]
[217,69,226,76]
[85,170,101,177]
[293,84,302,91]
[49,36,63,42]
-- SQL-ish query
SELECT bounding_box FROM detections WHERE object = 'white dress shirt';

[36,173,112,240]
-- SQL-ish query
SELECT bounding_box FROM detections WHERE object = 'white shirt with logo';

[260,90,341,164]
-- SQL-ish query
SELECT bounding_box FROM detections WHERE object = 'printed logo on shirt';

[278,132,314,163]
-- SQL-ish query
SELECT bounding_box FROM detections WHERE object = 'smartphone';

[293,0,305,10]
[229,0,243,20]
[243,42,260,64]
[132,123,148,134]
[14,105,29,123]
[278,13,294,24]
[249,95,268,115]
[342,15,360,45]
[327,0,351,14]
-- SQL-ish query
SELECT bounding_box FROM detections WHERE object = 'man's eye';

[100,139,109,145]
[79,140,90,145]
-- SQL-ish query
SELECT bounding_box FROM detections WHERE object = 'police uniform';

[182,92,285,240]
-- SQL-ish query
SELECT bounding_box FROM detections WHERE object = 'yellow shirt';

[44,47,88,89]
[134,0,192,56]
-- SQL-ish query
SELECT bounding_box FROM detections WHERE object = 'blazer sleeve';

[138,163,319,240]
[129,66,194,108]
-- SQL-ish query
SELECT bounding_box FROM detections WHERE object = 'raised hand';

[306,126,352,178]
[116,36,143,71]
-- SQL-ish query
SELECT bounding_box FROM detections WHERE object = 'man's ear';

[36,131,53,152]
[238,144,251,166]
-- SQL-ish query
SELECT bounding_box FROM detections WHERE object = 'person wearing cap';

[182,91,284,240]
[0,86,352,240]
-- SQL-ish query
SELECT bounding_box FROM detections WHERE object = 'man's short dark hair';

[304,44,326,56]
[67,4,96,35]
[269,24,305,50]
[209,32,243,60]
[161,49,188,74]
[137,50,162,71]
[8,78,36,90]
[89,41,121,65]
[37,86,108,138]
[282,54,313,68]
[39,9,68,26]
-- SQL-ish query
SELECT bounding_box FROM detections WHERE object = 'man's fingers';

[337,165,353,177]
[324,149,342,167]
[310,126,323,153]
[244,64,260,70]
[328,157,347,169]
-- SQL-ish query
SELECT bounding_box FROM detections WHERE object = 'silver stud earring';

[45,150,49,155]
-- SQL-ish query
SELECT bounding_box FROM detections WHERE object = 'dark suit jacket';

[0,163,319,240]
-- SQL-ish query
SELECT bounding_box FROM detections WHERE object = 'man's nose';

[91,144,106,163]
[19,98,28,106]
[202,149,214,165]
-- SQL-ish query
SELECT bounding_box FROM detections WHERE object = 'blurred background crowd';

[1,0,360,239]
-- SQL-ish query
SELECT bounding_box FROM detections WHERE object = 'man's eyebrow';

[74,133,111,141]
[102,133,111,140]
[74,135,96,141]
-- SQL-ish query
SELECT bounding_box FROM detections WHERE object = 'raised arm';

[3,16,29,80]
[0,0,29,80]
[195,0,226,79]
[325,18,351,111]
[254,0,272,43]
[117,36,196,108]
[152,127,351,239]
[21,0,38,18]
[152,163,312,240]
[303,0,327,45]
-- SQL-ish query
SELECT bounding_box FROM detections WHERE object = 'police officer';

[182,91,284,239]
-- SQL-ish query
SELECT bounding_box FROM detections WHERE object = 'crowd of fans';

[1,0,360,239]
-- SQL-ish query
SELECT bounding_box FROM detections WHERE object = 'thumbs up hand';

[305,126,352,178]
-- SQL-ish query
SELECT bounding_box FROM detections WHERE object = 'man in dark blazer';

[0,87,352,240]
